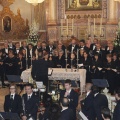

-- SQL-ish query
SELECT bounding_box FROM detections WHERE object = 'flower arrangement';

[28,20,39,45]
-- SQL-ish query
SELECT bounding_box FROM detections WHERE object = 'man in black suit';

[67,39,79,53]
[46,41,56,55]
[33,41,41,53]
[90,38,98,51]
[101,107,111,120]
[20,41,28,51]
[79,39,89,53]
[21,83,39,120]
[4,84,22,116]
[31,55,49,88]
[113,88,120,120]
[92,85,108,120]
[81,83,95,120]
[8,39,16,53]
[2,42,10,57]
[60,79,78,120]
[58,97,74,120]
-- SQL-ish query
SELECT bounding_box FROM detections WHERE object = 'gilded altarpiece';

[47,0,118,42]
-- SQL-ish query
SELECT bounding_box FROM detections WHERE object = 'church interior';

[0,0,120,120]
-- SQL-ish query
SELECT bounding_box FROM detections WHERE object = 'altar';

[21,68,86,93]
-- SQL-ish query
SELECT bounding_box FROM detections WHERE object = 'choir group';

[0,38,120,94]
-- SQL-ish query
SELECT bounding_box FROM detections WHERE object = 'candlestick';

[72,19,74,35]
[65,49,67,59]
[88,17,90,34]
[26,48,27,59]
[77,49,79,59]
[94,17,96,35]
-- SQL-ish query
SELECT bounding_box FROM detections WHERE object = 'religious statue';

[3,16,11,32]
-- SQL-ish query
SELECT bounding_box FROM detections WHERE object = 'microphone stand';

[77,49,79,72]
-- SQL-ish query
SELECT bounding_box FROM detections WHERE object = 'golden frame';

[2,16,12,32]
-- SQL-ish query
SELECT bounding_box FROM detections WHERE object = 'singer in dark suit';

[113,88,120,120]
[59,97,74,120]
[92,85,108,120]
[60,80,78,120]
[21,83,39,120]
[67,39,79,53]
[81,83,95,120]
[4,84,22,116]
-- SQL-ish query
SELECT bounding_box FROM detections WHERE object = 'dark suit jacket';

[46,45,56,54]
[93,93,108,120]
[67,44,79,53]
[60,89,78,119]
[21,93,39,120]
[60,89,78,109]
[31,59,48,80]
[113,100,120,120]
[90,43,96,50]
[81,92,95,120]
[4,94,22,115]
[58,108,74,120]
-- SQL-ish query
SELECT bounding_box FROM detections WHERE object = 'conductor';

[31,53,49,89]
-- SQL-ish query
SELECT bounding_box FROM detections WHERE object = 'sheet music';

[79,111,88,120]
[48,68,53,75]
[36,82,43,89]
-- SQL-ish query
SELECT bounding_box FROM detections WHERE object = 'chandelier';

[25,0,44,6]
[114,0,120,2]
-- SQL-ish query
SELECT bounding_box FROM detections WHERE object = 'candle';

[20,41,21,47]
[68,0,69,8]
[67,19,68,35]
[72,19,74,35]
[100,12,103,35]
[94,18,95,35]
[88,17,90,34]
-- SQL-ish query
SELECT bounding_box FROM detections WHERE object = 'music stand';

[7,75,22,83]
[92,79,109,88]
[0,112,21,120]
[7,75,25,94]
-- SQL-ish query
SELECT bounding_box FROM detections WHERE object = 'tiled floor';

[0,87,9,111]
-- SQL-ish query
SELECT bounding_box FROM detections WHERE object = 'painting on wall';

[66,0,102,11]
[2,16,12,32]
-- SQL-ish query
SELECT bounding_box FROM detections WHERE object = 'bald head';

[61,97,69,107]
[85,83,93,92]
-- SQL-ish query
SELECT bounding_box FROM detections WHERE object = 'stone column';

[48,0,57,25]
[108,0,117,23]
